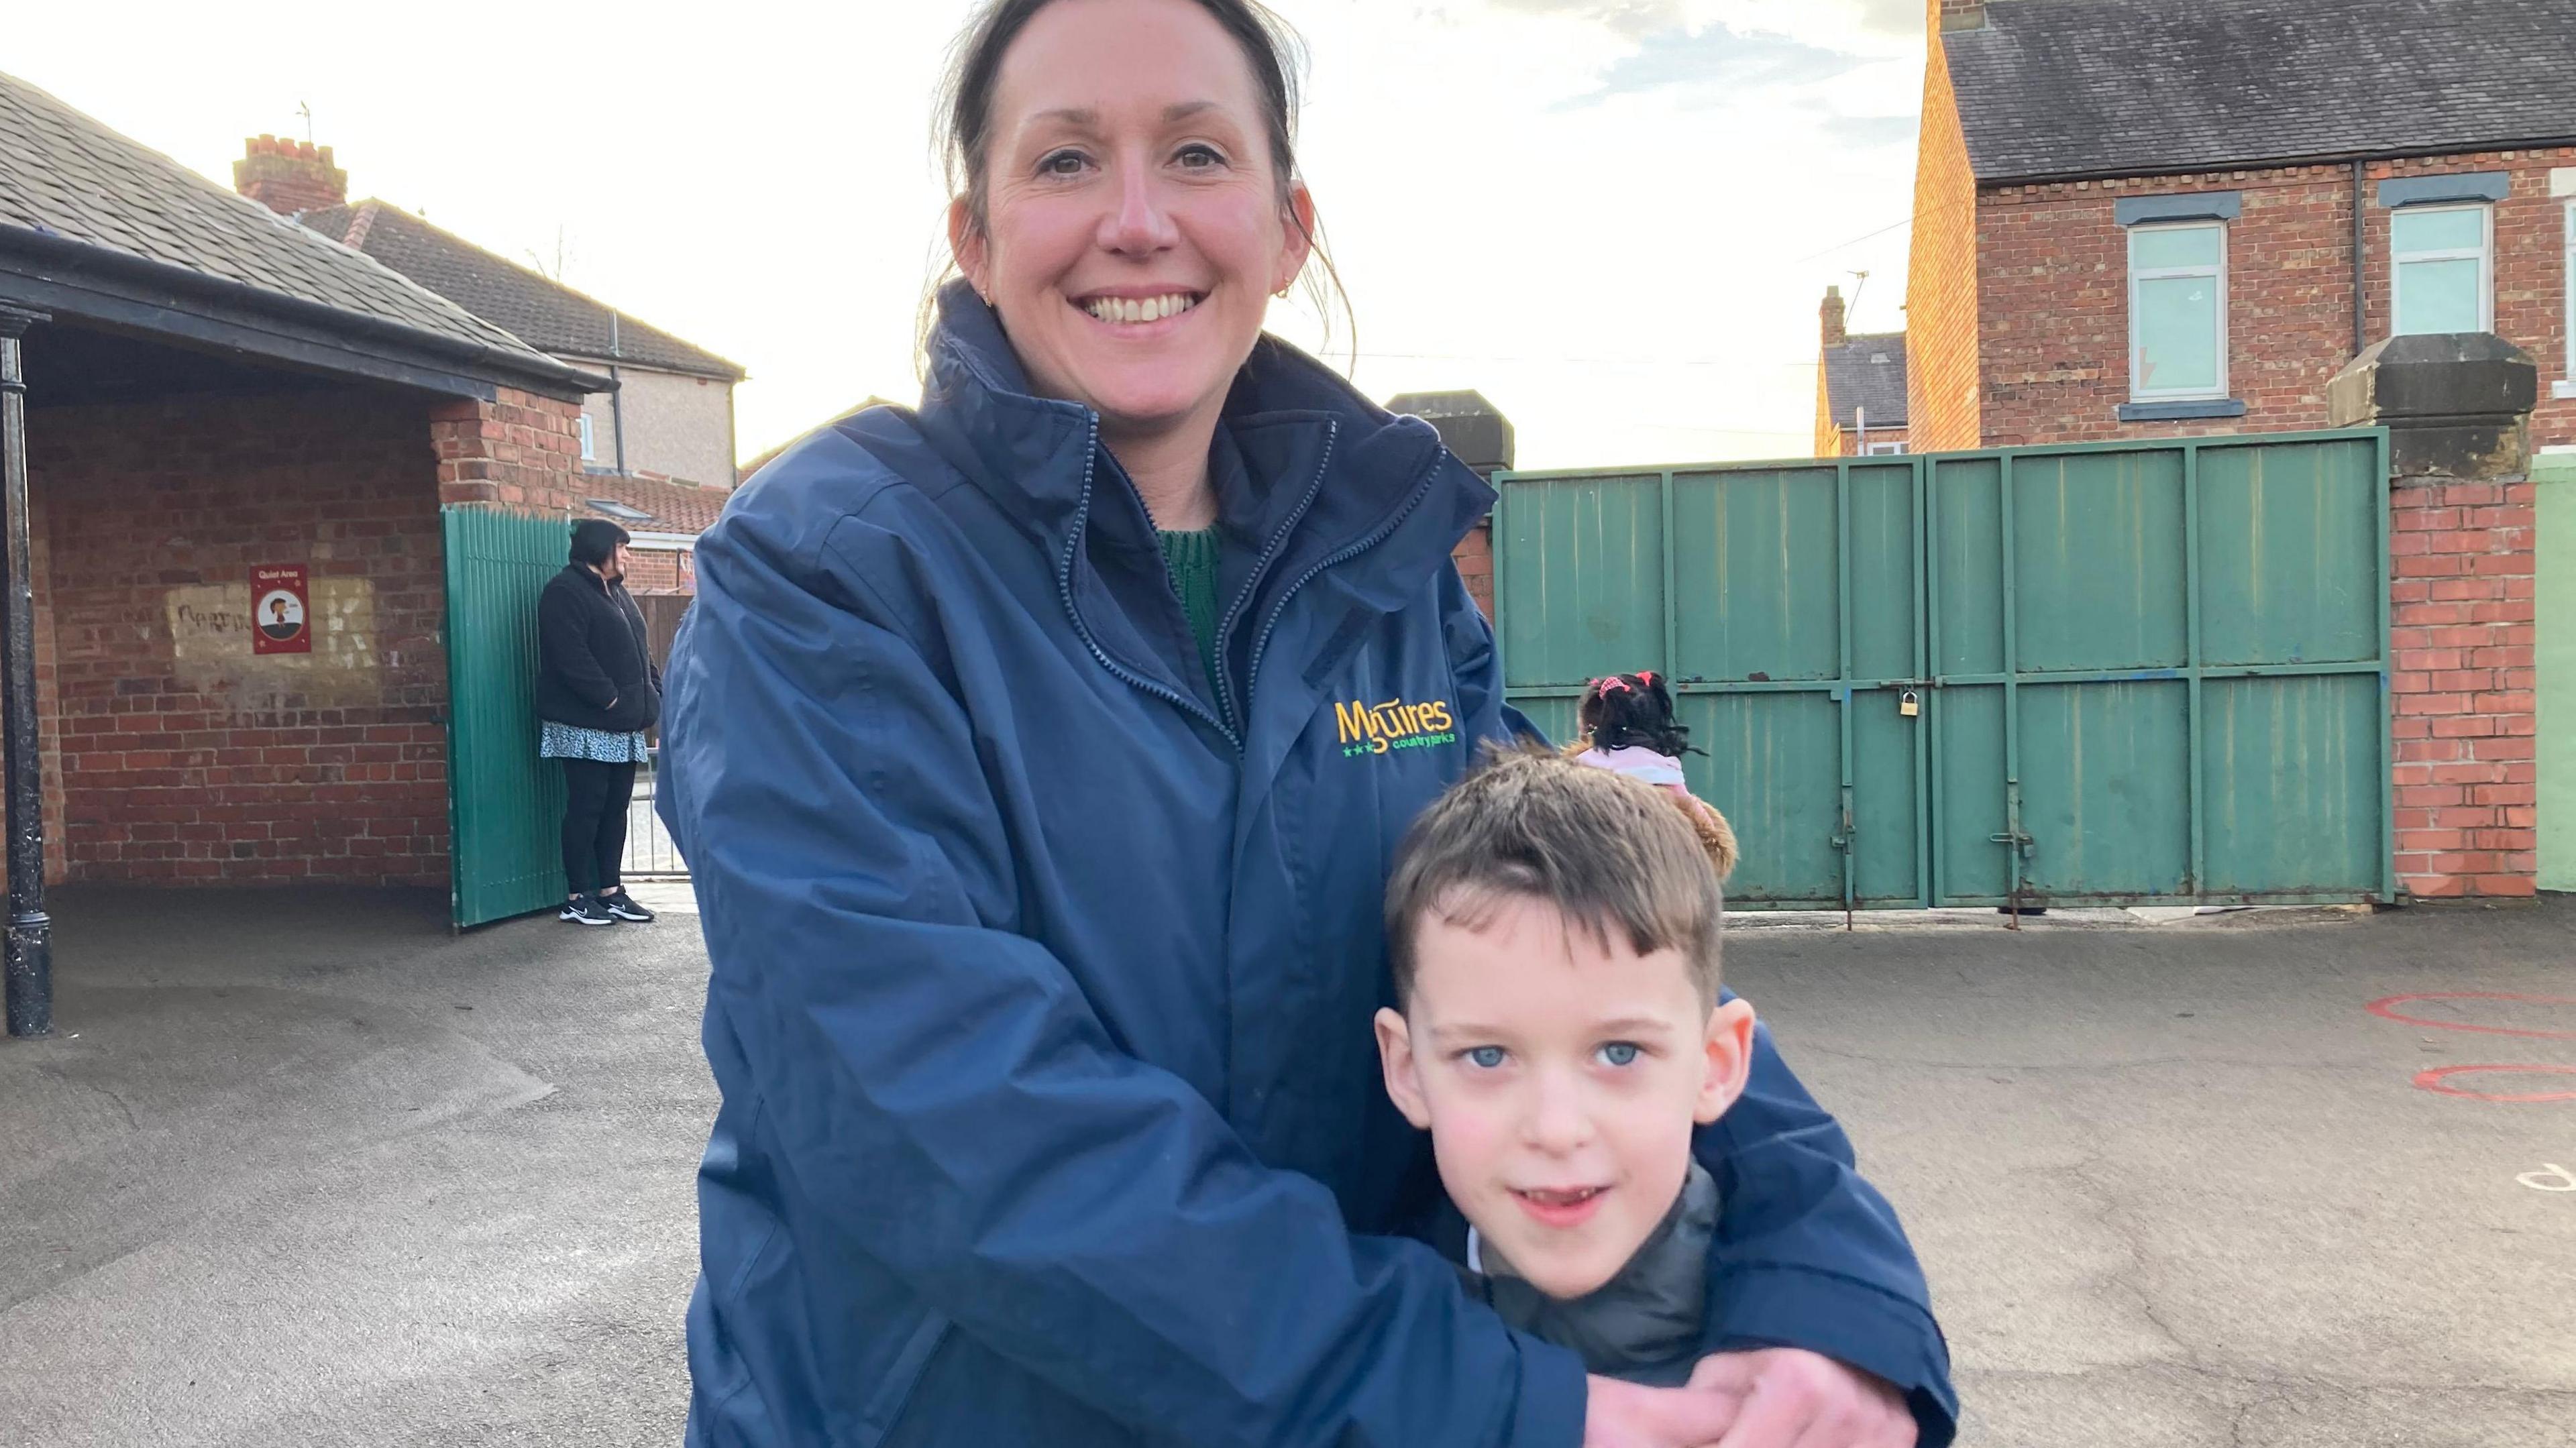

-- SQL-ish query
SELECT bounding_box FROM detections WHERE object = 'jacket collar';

[1474,1160,1718,1377]
[913,279,1493,590]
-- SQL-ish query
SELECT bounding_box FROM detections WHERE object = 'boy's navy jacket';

[656,283,1955,1448]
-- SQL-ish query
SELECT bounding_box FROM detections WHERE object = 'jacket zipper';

[1241,447,1446,719]
[1210,418,1338,736]
[1055,412,1244,754]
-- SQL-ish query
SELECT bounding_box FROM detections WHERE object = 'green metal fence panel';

[1496,472,1666,688]
[443,506,570,928]
[1495,428,2394,910]
[2538,453,2576,892]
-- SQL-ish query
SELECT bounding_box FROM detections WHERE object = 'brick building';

[1813,285,1908,457]
[0,72,602,889]
[235,138,748,492]
[1907,0,2576,451]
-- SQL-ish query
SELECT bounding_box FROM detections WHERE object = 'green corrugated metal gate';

[1493,430,2396,910]
[444,506,570,928]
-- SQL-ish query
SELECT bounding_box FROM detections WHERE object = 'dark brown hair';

[923,0,1354,365]
[1385,744,1724,1009]
[1578,671,1699,758]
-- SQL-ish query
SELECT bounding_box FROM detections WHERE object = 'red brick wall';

[430,387,587,512]
[624,547,690,595]
[28,388,452,886]
[2389,476,2536,898]
[1970,148,2576,448]
[1906,6,1984,451]
[1452,522,1494,620]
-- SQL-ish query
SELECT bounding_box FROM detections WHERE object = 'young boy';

[1375,745,1756,1384]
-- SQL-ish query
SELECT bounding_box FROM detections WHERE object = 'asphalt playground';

[1,886,2569,1446]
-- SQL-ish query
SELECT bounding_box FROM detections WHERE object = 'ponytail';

[1578,671,1699,758]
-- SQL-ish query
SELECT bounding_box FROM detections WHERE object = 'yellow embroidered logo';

[1334,697,1459,758]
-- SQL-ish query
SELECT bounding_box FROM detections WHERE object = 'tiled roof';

[1822,333,1907,432]
[0,70,580,386]
[579,472,731,536]
[1946,0,2576,182]
[302,202,745,382]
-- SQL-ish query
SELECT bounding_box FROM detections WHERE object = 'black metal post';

[0,303,52,1039]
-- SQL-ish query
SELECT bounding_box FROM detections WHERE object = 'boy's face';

[1375,893,1756,1301]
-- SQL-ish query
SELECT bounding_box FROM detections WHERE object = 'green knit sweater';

[1158,528,1223,696]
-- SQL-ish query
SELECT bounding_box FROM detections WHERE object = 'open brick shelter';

[1,72,606,893]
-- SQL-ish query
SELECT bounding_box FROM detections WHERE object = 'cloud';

[1552,23,1861,109]
[1819,113,1917,148]
[1483,0,1695,41]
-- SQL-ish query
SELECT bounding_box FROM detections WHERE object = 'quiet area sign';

[251,563,309,655]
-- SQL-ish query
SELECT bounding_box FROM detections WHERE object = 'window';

[2391,204,2493,336]
[2128,222,2226,401]
[577,412,596,461]
[1862,440,1909,455]
[2563,203,2575,395]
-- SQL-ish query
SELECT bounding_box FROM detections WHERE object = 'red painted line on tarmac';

[2365,992,2576,1041]
[2411,1064,2576,1103]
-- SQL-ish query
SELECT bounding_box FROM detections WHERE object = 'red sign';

[251,564,310,655]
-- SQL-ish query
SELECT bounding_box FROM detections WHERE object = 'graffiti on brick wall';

[165,577,380,708]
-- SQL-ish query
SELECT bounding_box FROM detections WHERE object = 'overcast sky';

[12,0,1925,472]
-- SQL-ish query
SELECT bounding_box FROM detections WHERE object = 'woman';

[657,1,1951,1444]
[537,517,658,927]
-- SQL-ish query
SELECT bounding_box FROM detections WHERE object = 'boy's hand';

[1581,1374,1743,1447]
[1686,1349,1915,1447]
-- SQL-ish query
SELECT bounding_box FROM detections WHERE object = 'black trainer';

[600,891,655,924]
[562,894,614,927]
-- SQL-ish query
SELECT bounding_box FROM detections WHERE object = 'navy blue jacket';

[657,284,1955,1448]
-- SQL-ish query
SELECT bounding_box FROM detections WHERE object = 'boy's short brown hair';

[1386,744,1724,1008]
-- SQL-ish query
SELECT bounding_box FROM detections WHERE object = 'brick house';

[234,136,747,492]
[1907,0,2576,451]
[1813,285,1908,457]
[0,72,601,887]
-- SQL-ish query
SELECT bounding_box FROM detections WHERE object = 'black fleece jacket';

[536,564,659,734]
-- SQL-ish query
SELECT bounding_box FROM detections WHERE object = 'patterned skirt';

[539,720,651,764]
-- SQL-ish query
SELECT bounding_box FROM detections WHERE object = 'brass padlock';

[1899,689,1921,718]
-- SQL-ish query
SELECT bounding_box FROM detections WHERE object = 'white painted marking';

[2518,1163,2576,1192]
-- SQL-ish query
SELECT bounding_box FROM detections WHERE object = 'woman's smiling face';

[952,0,1312,442]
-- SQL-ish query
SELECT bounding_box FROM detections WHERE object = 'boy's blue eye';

[1597,1042,1641,1067]
[1464,1046,1507,1069]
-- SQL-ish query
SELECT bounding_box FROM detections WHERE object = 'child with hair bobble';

[1572,672,1739,881]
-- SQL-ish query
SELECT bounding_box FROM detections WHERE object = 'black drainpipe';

[608,310,628,476]
[2353,159,2369,357]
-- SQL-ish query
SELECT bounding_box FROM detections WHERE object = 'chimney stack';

[1821,286,1848,348]
[233,134,346,217]
[1935,0,1988,31]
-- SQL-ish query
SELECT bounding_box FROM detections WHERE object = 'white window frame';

[1862,439,1909,455]
[578,412,596,461]
[2127,221,2229,403]
[2390,202,2494,337]
[2561,202,2576,399]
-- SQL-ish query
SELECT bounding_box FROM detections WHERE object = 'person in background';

[1574,672,1739,883]
[537,517,659,928]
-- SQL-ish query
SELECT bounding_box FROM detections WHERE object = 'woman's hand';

[1582,1374,1743,1447]
[1684,1349,1916,1447]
